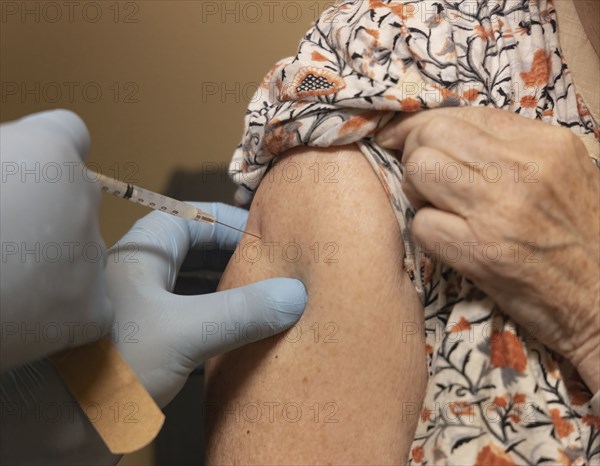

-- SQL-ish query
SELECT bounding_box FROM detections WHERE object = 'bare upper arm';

[204,144,427,465]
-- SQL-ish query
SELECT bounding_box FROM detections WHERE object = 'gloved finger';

[110,202,253,289]
[180,202,253,272]
[18,109,91,161]
[186,202,251,251]
[110,210,191,291]
[172,278,307,361]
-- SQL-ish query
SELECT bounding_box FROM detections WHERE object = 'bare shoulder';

[205,144,426,465]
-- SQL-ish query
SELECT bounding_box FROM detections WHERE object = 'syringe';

[92,171,261,239]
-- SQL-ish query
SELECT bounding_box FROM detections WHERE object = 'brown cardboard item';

[51,337,165,454]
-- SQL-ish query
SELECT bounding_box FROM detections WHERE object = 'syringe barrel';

[94,172,215,223]
[130,186,199,220]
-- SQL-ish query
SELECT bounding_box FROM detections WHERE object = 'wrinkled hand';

[0,110,112,371]
[105,202,307,408]
[377,107,600,392]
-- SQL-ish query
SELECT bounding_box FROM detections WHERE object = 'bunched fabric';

[228,1,600,463]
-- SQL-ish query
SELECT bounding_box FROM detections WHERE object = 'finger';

[376,107,527,151]
[110,211,191,290]
[186,202,250,251]
[174,278,307,360]
[183,202,251,272]
[402,114,504,166]
[402,146,476,213]
[111,203,251,290]
[19,109,91,160]
[411,207,481,277]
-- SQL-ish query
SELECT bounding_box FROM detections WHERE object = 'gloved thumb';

[174,278,307,361]
[18,109,91,160]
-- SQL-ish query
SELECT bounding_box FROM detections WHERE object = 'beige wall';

[1,0,330,245]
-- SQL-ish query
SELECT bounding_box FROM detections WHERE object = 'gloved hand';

[0,110,112,371]
[0,202,306,466]
[106,202,307,407]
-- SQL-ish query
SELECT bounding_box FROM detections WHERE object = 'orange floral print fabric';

[228,0,600,463]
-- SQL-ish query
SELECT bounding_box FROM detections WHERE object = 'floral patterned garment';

[228,0,600,464]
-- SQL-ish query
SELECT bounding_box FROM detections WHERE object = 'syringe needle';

[215,220,262,240]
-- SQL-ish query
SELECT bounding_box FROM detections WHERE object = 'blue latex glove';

[106,203,307,407]
[0,109,307,464]
[0,206,306,465]
[0,110,112,371]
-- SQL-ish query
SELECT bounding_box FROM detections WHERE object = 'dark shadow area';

[154,166,238,466]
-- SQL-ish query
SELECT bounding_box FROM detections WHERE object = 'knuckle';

[539,127,576,173]
[420,115,451,139]
[407,145,431,166]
